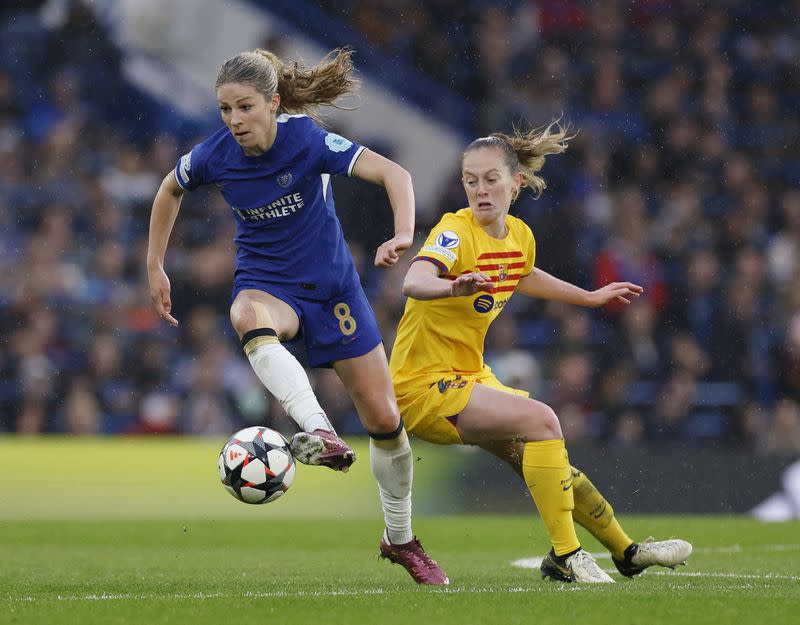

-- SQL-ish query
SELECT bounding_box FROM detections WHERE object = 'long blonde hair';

[215,47,358,120]
[464,119,576,199]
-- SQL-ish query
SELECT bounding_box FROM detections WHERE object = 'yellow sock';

[521,439,580,556]
[570,466,633,559]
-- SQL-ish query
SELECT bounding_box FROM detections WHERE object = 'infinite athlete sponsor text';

[233,192,305,221]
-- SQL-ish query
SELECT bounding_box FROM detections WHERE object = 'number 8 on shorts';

[334,302,357,336]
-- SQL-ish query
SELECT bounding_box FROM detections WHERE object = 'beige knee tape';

[250,301,273,327]
[242,302,279,355]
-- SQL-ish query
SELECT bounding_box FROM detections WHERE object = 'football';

[218,426,296,504]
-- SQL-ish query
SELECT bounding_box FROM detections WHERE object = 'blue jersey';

[175,114,366,300]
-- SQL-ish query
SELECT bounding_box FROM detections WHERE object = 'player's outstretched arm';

[402,260,493,301]
[147,171,186,327]
[517,268,643,308]
[351,149,414,268]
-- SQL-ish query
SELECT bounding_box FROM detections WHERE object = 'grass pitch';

[1,438,798,625]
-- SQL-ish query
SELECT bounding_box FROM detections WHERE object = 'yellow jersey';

[390,208,535,394]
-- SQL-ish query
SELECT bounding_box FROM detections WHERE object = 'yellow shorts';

[395,369,529,446]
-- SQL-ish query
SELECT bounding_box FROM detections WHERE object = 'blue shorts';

[232,280,382,368]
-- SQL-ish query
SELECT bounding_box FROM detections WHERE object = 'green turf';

[2,517,798,625]
[0,437,464,519]
[1,438,798,624]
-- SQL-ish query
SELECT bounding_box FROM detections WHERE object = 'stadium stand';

[1,0,798,456]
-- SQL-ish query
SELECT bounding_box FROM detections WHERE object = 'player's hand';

[374,232,413,268]
[451,272,494,297]
[148,267,179,326]
[587,281,643,308]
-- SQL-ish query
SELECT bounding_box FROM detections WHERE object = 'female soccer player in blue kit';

[147,48,447,585]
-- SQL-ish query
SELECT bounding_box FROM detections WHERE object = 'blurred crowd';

[1,0,799,455]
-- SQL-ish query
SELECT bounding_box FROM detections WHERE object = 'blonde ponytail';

[216,47,359,121]
[464,119,576,198]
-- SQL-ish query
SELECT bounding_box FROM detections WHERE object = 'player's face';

[217,83,279,156]
[462,148,522,229]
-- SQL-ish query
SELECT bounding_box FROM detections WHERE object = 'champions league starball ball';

[218,426,296,504]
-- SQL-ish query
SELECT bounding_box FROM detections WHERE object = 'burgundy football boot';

[290,429,356,472]
[379,532,449,585]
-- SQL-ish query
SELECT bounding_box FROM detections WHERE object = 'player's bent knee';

[229,299,254,336]
[367,418,406,449]
[356,400,401,435]
[528,403,563,441]
[542,405,563,439]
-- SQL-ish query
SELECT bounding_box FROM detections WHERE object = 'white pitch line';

[6,586,588,603]
[510,543,800,582]
[511,543,800,569]
[6,544,799,603]
[686,543,800,555]
[650,571,800,581]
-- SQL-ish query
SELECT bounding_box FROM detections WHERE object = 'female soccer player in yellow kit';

[390,121,692,583]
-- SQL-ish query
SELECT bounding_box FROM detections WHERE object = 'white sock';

[247,342,333,433]
[370,430,413,545]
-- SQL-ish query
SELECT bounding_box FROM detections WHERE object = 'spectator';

[1,1,798,453]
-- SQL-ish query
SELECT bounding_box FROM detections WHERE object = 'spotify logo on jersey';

[473,294,495,313]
